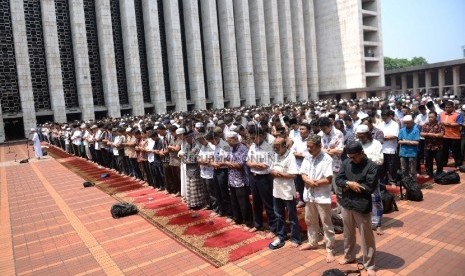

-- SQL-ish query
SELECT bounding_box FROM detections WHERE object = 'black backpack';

[434,171,460,185]
[83,181,95,188]
[459,165,465,173]
[381,190,399,214]
[110,203,138,218]
[401,174,423,201]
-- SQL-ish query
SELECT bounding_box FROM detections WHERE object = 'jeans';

[274,197,301,243]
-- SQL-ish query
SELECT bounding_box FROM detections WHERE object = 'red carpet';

[47,146,272,267]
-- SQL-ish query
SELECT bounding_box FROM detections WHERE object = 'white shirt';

[300,152,333,204]
[378,119,399,154]
[213,139,230,167]
[290,135,310,169]
[247,141,273,174]
[361,139,384,166]
[199,143,215,179]
[146,138,156,163]
[272,151,298,200]
[71,129,82,146]
[414,113,428,140]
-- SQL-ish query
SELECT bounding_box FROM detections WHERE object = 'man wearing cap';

[31,128,43,159]
[336,141,378,276]
[356,125,384,235]
[378,109,399,185]
[439,101,463,168]
[398,115,420,179]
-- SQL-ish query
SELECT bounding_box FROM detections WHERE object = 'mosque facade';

[0,0,384,141]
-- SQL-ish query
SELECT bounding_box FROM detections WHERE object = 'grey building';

[0,0,384,141]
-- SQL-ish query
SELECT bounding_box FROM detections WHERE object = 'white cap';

[153,126,158,130]
[91,125,98,129]
[176,128,185,135]
[229,125,238,131]
[225,132,238,139]
[125,127,132,132]
[207,122,215,128]
[179,116,183,120]
[195,122,204,128]
[170,120,175,124]
[254,114,260,119]
[402,115,413,122]
[80,124,87,128]
[30,128,36,132]
[356,125,369,134]
[461,104,465,110]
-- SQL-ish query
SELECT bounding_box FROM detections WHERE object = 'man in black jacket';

[336,141,378,276]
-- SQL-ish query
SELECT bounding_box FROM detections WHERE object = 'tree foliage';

[384,56,428,70]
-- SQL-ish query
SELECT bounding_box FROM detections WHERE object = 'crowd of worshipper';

[35,93,465,275]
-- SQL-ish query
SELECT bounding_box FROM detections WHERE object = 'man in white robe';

[31,128,43,159]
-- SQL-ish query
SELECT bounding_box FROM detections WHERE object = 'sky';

[381,0,465,64]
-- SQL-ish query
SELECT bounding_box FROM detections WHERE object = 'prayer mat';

[47,145,271,267]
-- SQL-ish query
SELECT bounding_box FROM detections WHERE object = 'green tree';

[384,56,428,70]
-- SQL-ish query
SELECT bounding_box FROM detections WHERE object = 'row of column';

[390,66,462,96]
[7,0,320,139]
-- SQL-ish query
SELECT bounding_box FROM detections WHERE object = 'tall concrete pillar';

[40,0,67,123]
[390,76,397,91]
[290,0,308,102]
[438,68,445,96]
[142,0,167,114]
[163,0,188,111]
[277,0,296,102]
[233,0,255,106]
[425,70,431,94]
[183,0,206,110]
[69,0,95,120]
[263,0,283,104]
[10,0,37,137]
[249,0,270,105]
[453,66,460,95]
[199,0,224,109]
[95,0,121,118]
[217,0,240,107]
[0,104,4,142]
[401,74,407,93]
[303,0,319,100]
[412,72,419,95]
[119,0,145,116]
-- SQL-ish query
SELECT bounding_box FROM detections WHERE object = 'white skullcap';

[153,126,158,130]
[195,122,204,128]
[225,132,238,139]
[170,120,175,124]
[207,122,215,128]
[359,113,369,120]
[450,95,455,99]
[254,114,260,119]
[244,113,249,116]
[80,124,87,128]
[176,128,185,135]
[30,128,36,132]
[91,125,98,129]
[356,125,369,134]
[339,110,347,115]
[461,104,465,110]
[125,127,132,132]
[229,125,238,131]
[66,127,71,131]
[402,115,413,122]
[179,116,183,120]
[213,117,218,122]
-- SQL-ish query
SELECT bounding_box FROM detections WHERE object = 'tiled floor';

[1,143,465,275]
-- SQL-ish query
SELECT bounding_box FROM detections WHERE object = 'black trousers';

[201,178,217,211]
[294,175,305,203]
[169,166,181,194]
[416,139,425,173]
[230,186,253,227]
[425,149,442,176]
[249,173,276,233]
[142,161,153,185]
[130,158,143,179]
[213,169,231,217]
[150,162,165,189]
[442,138,462,167]
[381,153,399,184]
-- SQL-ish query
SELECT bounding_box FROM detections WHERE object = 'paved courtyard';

[1,143,465,276]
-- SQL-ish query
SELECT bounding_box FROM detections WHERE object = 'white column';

[412,72,419,95]
[200,0,224,109]
[249,0,270,105]
[163,0,187,111]
[438,68,445,96]
[10,0,36,136]
[119,0,145,116]
[183,0,206,110]
[277,0,296,102]
[425,70,431,94]
[69,0,94,120]
[290,0,308,102]
[453,66,460,95]
[95,0,121,118]
[40,0,67,123]
[263,0,283,104]
[401,74,407,93]
[302,0,319,100]
[233,0,255,106]
[142,0,166,114]
[217,0,240,107]
[0,104,4,143]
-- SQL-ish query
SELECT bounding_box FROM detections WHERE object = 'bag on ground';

[331,211,344,234]
[401,174,423,201]
[111,202,138,218]
[83,181,95,188]
[381,190,398,214]
[434,171,460,185]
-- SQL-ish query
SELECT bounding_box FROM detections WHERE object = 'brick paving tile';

[3,143,465,276]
